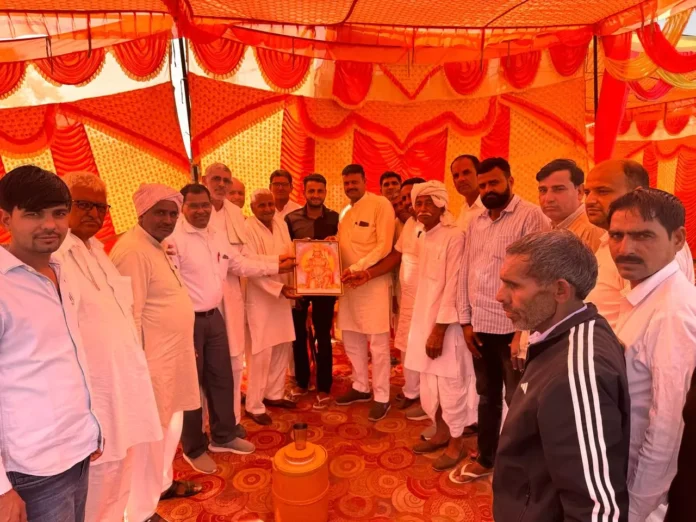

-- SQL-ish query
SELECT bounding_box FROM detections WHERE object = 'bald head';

[585,159,650,229]
[227,177,246,208]
[202,162,232,206]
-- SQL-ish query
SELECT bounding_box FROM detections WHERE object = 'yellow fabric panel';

[200,109,284,216]
[657,156,678,194]
[85,125,190,234]
[509,108,589,205]
[444,133,482,219]
[2,149,56,173]
[314,134,354,214]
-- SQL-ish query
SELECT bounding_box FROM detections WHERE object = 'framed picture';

[293,239,343,296]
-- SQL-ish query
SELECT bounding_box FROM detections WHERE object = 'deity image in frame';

[293,239,343,296]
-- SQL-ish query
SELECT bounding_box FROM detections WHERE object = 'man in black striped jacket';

[490,230,630,522]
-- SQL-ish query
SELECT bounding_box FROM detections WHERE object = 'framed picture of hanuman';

[293,239,344,296]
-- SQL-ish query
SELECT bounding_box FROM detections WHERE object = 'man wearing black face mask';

[455,157,550,483]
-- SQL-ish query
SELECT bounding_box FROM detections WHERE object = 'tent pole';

[177,37,196,182]
[593,35,599,117]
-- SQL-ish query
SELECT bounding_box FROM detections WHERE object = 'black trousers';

[291,296,336,394]
[473,332,521,468]
[181,310,237,458]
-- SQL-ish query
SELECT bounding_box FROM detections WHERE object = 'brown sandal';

[432,445,469,472]
[159,480,202,500]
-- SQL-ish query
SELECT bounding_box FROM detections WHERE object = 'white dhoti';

[86,451,134,522]
[420,373,476,438]
[342,330,391,403]
[126,411,183,522]
[245,342,291,415]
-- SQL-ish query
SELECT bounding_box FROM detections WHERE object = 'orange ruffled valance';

[0,33,170,99]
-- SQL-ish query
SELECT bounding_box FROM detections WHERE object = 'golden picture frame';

[293,239,344,296]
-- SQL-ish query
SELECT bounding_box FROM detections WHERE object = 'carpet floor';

[157,342,493,521]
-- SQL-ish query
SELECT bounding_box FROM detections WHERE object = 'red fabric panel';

[0,104,56,155]
[332,60,373,107]
[443,60,487,95]
[500,51,541,90]
[191,38,246,76]
[50,121,117,244]
[480,104,510,160]
[112,33,169,79]
[0,62,26,98]
[629,79,673,101]
[280,104,315,205]
[637,22,696,74]
[548,43,588,77]
[34,48,105,85]
[642,144,658,188]
[664,114,690,136]
[352,129,448,194]
[595,33,631,163]
[378,64,442,100]
[636,119,658,138]
[675,149,696,256]
[256,48,311,90]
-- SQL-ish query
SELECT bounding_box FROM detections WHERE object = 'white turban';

[133,183,183,217]
[410,180,455,226]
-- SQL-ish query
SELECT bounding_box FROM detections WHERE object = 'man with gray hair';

[484,230,630,521]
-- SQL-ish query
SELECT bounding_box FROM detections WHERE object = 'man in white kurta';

[110,184,201,522]
[451,154,484,233]
[406,181,476,472]
[57,173,162,522]
[608,189,696,522]
[336,164,395,421]
[585,159,694,331]
[203,163,283,427]
[244,189,297,425]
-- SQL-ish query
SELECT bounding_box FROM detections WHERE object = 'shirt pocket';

[492,235,515,261]
[426,244,446,281]
[352,222,375,246]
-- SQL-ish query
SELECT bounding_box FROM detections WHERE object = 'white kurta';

[244,215,296,352]
[110,225,200,427]
[56,233,162,463]
[394,217,420,351]
[337,192,395,334]
[615,261,696,522]
[587,233,694,331]
[455,195,484,234]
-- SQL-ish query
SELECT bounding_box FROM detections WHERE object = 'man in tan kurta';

[336,164,395,421]
[110,184,201,522]
[536,159,604,252]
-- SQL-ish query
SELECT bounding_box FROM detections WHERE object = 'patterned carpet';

[157,343,493,521]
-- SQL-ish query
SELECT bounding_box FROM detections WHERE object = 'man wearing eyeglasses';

[270,170,302,221]
[55,171,163,522]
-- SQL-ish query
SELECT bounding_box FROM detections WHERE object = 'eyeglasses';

[72,200,111,214]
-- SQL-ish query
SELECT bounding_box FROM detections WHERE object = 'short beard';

[510,293,557,331]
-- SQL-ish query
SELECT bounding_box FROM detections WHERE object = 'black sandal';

[159,480,202,500]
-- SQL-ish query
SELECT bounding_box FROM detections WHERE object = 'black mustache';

[615,255,643,264]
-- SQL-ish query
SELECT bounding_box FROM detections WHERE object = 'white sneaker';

[209,438,255,455]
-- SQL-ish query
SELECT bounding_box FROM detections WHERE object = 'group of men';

[0,151,695,522]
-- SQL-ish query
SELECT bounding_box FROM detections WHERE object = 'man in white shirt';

[406,181,476,472]
[336,164,395,421]
[244,189,299,425]
[536,158,604,252]
[608,189,696,522]
[451,154,485,233]
[585,159,694,331]
[0,166,102,522]
[110,184,202,522]
[270,169,302,221]
[227,177,246,209]
[57,172,162,522]
[457,157,551,482]
[169,184,279,474]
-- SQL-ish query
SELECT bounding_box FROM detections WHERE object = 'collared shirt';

[168,219,278,312]
[56,233,162,464]
[457,195,551,334]
[615,261,696,521]
[527,305,588,346]
[586,233,694,331]
[553,204,604,253]
[0,247,100,493]
[284,205,339,241]
[276,200,302,222]
[455,195,485,235]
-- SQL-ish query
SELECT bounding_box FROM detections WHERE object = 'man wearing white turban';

[400,181,477,472]
[110,183,202,522]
